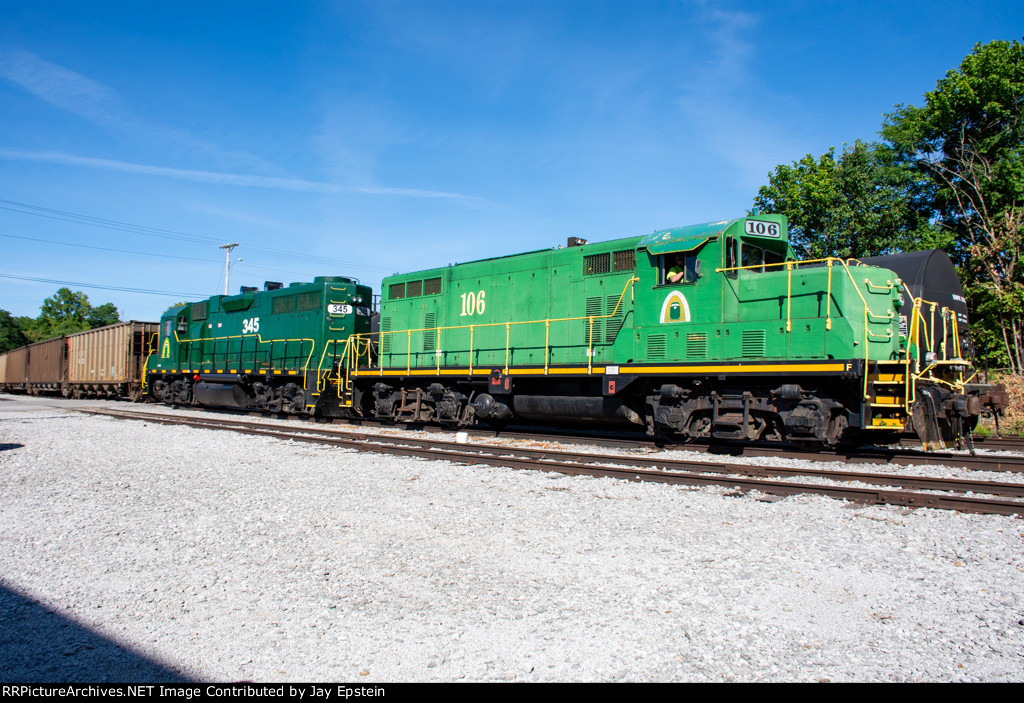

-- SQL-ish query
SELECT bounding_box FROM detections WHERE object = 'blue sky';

[0,1,1020,321]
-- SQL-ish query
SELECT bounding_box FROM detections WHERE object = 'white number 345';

[243,317,260,334]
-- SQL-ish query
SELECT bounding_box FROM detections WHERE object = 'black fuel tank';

[193,382,253,408]
[862,249,972,359]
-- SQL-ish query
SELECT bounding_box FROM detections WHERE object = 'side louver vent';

[647,334,667,360]
[686,333,708,360]
[605,295,625,343]
[741,329,766,358]
[423,313,436,352]
[585,297,603,344]
[381,317,392,354]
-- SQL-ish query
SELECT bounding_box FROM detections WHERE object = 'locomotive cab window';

[662,252,701,285]
[741,243,764,273]
[765,248,785,269]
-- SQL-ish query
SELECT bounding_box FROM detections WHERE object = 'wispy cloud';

[0,149,480,200]
[674,6,801,190]
[0,47,118,122]
[0,47,273,170]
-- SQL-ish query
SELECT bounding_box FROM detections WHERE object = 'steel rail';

[110,404,1024,472]
[350,420,1024,473]
[80,408,1024,517]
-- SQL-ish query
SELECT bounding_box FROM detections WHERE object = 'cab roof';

[638,215,788,255]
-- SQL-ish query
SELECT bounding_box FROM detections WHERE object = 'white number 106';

[460,291,486,316]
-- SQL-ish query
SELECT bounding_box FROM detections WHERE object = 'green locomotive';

[345,214,998,448]
[147,276,373,414]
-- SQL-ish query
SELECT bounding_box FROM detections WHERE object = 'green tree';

[0,309,29,353]
[88,302,121,328]
[882,39,1024,371]
[752,140,941,259]
[27,288,121,341]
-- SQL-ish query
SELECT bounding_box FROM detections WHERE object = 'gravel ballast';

[1,396,1022,682]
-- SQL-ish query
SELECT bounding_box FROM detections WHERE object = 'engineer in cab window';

[666,253,695,284]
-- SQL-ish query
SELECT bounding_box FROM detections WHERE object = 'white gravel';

[1,395,1022,682]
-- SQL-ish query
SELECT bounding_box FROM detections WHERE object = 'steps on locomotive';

[864,361,908,431]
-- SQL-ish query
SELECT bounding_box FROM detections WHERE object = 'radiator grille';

[584,253,611,275]
[613,249,635,272]
[272,296,295,314]
[297,291,321,311]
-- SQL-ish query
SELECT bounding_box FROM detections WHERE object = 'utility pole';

[219,242,239,295]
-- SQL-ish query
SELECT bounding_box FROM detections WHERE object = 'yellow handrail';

[716,254,892,399]
[864,278,895,293]
[786,262,793,332]
[825,260,833,331]
[141,332,159,392]
[169,331,317,388]
[351,276,639,377]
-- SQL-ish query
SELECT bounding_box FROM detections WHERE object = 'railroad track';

[81,407,1024,518]
[963,436,1024,452]
[347,419,1024,473]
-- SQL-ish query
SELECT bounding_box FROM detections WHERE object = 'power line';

[0,272,204,298]
[1,232,357,280]
[0,200,217,244]
[0,232,220,264]
[0,197,394,273]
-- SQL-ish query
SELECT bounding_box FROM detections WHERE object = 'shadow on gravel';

[0,584,195,683]
[0,444,24,451]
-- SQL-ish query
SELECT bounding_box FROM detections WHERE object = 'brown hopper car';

[65,321,159,400]
[0,321,158,400]
[24,337,65,394]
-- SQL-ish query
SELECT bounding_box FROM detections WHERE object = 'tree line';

[753,39,1023,373]
[0,288,120,353]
